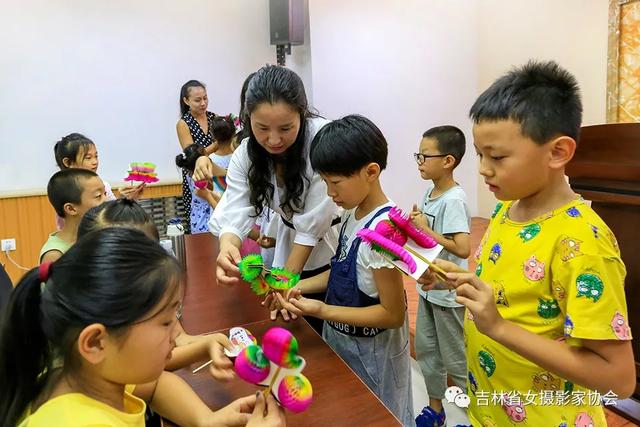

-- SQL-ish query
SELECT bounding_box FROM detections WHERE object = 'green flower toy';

[238,254,300,296]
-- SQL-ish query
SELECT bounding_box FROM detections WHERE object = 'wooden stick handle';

[403,246,448,280]
[264,366,282,397]
[192,359,212,374]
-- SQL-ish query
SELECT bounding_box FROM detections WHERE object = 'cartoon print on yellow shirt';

[523,255,545,281]
[575,273,603,303]
[559,236,582,262]
[488,243,502,264]
[532,371,561,391]
[537,297,560,319]
[494,281,508,307]
[518,223,540,242]
[552,281,566,300]
[611,311,631,339]
[478,349,496,377]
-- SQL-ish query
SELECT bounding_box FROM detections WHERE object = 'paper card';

[257,357,306,389]
[225,327,258,357]
[390,240,443,280]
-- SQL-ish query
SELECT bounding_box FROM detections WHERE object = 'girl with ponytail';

[0,227,283,426]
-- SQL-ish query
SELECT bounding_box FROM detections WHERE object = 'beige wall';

[475,0,609,217]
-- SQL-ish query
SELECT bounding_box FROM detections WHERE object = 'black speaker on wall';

[269,0,305,65]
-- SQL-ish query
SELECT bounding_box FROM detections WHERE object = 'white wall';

[475,0,609,217]
[0,0,611,221]
[0,0,278,193]
[308,0,479,214]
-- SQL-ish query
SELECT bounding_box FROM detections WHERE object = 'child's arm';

[410,204,470,258]
[165,332,233,372]
[284,243,314,274]
[277,266,406,329]
[448,271,636,398]
[204,141,219,155]
[263,269,330,321]
[296,269,331,294]
[194,188,221,209]
[134,371,257,426]
[247,227,261,242]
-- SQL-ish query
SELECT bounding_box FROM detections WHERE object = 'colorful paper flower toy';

[234,327,312,413]
[238,254,300,295]
[124,162,159,183]
[357,206,444,278]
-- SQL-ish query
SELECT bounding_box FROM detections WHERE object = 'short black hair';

[47,169,99,217]
[422,125,466,168]
[211,115,235,143]
[310,114,387,176]
[469,60,582,144]
[78,199,160,241]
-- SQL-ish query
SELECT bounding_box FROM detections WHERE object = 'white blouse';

[209,117,341,270]
[337,201,395,298]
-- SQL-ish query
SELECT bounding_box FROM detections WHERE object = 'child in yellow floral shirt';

[421,61,634,426]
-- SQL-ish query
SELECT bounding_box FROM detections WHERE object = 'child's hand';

[206,333,235,381]
[193,156,214,181]
[206,394,256,427]
[409,204,431,233]
[447,271,504,338]
[257,235,276,249]
[276,291,324,318]
[194,187,211,200]
[247,392,287,427]
[120,182,146,200]
[417,259,464,291]
[262,288,300,321]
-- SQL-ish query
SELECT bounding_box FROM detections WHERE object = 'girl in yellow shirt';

[0,227,283,427]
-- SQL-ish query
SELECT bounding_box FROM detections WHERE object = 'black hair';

[53,133,96,170]
[78,199,160,241]
[211,115,235,144]
[310,114,388,176]
[245,65,313,217]
[234,72,257,150]
[469,60,582,144]
[47,169,100,218]
[175,144,206,174]
[422,125,466,168]
[0,227,182,426]
[179,80,206,116]
[239,72,256,133]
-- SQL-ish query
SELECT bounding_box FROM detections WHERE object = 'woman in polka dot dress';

[176,80,216,234]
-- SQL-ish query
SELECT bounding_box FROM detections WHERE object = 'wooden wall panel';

[0,182,181,283]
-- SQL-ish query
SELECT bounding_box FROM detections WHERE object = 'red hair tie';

[39,262,52,282]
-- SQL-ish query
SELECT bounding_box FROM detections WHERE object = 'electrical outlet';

[1,239,16,252]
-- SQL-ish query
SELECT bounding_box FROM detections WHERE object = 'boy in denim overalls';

[276,115,413,425]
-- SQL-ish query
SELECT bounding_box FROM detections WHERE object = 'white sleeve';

[291,172,340,246]
[360,245,395,270]
[208,144,257,239]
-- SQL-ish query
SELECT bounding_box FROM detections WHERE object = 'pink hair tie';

[38,262,52,283]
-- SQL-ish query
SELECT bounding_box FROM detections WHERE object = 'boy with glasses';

[411,125,471,427]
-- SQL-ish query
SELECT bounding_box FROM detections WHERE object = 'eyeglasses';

[413,152,449,165]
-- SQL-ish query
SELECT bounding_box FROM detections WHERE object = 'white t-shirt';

[209,117,342,270]
[337,201,395,298]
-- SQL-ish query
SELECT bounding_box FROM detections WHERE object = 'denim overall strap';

[325,205,391,337]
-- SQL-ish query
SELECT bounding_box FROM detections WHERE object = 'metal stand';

[276,44,291,66]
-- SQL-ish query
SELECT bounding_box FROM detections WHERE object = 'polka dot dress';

[181,110,215,234]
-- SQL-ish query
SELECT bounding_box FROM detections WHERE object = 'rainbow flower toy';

[124,162,159,184]
[234,327,312,413]
[357,206,446,279]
